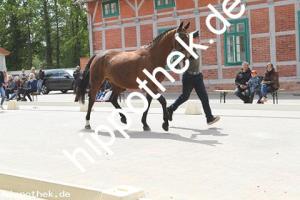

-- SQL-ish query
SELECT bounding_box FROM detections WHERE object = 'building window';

[157,27,172,35]
[102,0,119,18]
[224,18,250,66]
[154,0,175,10]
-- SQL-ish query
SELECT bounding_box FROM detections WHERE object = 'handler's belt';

[186,71,201,75]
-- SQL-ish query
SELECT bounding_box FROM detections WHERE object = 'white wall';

[0,55,7,71]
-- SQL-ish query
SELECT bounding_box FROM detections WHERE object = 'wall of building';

[0,55,7,71]
[86,0,300,91]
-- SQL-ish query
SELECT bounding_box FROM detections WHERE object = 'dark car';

[41,69,75,94]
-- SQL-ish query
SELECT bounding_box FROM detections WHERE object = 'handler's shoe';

[167,106,173,121]
[207,116,220,125]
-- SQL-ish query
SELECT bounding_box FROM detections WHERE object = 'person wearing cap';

[167,31,220,125]
[247,70,263,103]
[234,61,252,103]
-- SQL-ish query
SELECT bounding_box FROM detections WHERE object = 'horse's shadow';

[81,127,223,146]
[170,126,228,139]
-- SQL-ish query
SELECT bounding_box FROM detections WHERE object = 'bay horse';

[75,22,191,131]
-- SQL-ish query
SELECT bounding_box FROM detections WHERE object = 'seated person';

[19,68,27,81]
[96,80,112,102]
[5,75,17,100]
[247,70,263,103]
[16,78,26,101]
[258,63,279,103]
[22,73,38,102]
[11,76,21,100]
[234,61,252,103]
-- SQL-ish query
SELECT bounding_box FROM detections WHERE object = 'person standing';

[37,67,45,94]
[0,70,7,109]
[73,66,81,93]
[234,61,252,103]
[167,49,220,125]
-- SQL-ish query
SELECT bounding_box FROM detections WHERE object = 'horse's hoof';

[162,122,169,131]
[85,125,91,130]
[143,126,151,131]
[121,117,127,124]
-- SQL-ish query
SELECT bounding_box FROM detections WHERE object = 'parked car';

[41,69,75,94]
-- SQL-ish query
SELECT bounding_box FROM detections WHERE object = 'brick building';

[84,0,300,91]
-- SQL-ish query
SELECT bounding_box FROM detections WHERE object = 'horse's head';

[174,22,190,55]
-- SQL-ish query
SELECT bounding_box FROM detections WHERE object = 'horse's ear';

[184,22,190,30]
[178,22,184,31]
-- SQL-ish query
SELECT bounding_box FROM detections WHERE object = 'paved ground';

[0,93,300,200]
[23,91,300,105]
[0,190,45,200]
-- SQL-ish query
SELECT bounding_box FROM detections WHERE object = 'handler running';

[167,35,220,125]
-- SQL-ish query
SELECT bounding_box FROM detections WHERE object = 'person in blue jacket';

[23,73,38,102]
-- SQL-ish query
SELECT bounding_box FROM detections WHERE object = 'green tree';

[0,0,89,70]
[42,0,53,66]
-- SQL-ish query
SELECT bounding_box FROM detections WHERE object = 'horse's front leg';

[85,76,104,129]
[111,94,127,124]
[157,95,169,131]
[142,93,152,131]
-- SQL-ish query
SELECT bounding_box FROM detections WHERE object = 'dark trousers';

[18,88,33,101]
[234,87,251,103]
[24,89,34,101]
[17,88,25,100]
[249,88,261,103]
[5,89,14,99]
[170,72,213,120]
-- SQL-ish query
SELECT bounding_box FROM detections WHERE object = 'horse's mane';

[146,28,176,48]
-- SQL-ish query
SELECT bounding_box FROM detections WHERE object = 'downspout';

[87,11,94,56]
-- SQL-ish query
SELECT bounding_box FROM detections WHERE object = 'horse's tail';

[75,55,96,104]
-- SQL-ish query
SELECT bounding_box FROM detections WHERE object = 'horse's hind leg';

[85,96,95,129]
[111,93,127,124]
[157,95,169,131]
[142,93,152,131]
